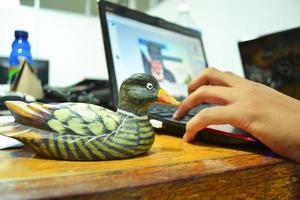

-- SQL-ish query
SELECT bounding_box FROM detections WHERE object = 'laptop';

[239,27,300,100]
[98,0,256,144]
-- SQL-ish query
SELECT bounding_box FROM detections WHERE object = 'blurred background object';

[19,0,165,14]
[175,0,200,32]
[0,0,20,8]
[0,56,49,85]
[8,30,33,84]
[0,0,300,87]
[42,79,112,109]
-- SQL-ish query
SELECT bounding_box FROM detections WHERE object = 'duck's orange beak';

[158,88,180,106]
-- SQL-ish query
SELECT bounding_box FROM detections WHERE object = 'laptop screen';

[99,1,207,108]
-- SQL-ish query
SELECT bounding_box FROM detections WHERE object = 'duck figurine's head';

[118,73,179,116]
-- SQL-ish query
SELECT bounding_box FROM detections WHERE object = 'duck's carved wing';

[5,101,122,137]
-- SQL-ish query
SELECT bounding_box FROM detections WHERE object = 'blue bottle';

[9,30,33,84]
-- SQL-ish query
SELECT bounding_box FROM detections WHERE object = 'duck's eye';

[146,83,154,90]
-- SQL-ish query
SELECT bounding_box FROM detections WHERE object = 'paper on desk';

[0,116,23,149]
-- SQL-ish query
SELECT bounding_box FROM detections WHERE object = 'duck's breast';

[107,117,155,157]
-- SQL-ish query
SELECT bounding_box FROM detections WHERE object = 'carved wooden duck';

[0,73,179,160]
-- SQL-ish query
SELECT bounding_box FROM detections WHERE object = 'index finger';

[173,85,234,119]
[188,68,246,94]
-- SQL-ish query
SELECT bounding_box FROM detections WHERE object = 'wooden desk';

[0,134,299,200]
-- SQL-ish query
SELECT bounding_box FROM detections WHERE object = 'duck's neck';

[117,108,148,120]
[118,101,150,117]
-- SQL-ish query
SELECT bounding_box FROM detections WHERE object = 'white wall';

[0,6,108,87]
[149,0,300,76]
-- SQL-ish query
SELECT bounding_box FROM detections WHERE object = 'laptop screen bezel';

[98,0,208,110]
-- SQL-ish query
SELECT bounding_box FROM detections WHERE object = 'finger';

[188,67,246,94]
[173,85,235,119]
[183,105,237,142]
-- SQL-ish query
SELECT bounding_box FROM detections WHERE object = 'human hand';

[173,68,300,162]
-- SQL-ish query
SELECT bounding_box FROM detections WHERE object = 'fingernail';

[183,133,189,142]
[173,111,178,119]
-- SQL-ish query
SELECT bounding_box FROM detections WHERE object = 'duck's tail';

[0,121,49,142]
[5,101,53,129]
[0,122,60,158]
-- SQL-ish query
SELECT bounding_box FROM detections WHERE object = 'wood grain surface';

[0,134,299,200]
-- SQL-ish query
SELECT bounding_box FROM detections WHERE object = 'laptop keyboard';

[148,103,257,143]
[148,103,213,124]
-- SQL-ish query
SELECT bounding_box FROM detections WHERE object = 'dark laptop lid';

[239,27,300,100]
[98,0,208,109]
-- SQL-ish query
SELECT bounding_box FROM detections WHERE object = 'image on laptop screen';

[104,11,207,101]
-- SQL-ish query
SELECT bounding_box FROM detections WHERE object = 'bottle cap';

[15,30,28,39]
[178,2,189,13]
